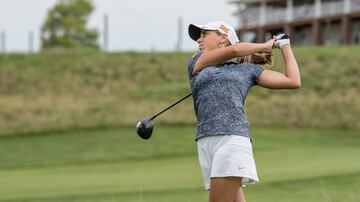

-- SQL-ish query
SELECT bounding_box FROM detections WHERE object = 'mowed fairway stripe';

[0,156,203,201]
[0,127,359,201]
[256,146,360,183]
[1,145,359,201]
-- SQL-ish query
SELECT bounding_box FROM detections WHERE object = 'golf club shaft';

[150,92,192,120]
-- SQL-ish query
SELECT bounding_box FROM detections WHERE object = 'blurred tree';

[41,0,100,50]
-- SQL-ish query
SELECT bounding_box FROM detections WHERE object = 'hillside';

[0,46,359,136]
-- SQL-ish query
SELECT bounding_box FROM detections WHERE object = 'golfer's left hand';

[273,34,291,49]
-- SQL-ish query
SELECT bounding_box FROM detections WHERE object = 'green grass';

[0,126,359,201]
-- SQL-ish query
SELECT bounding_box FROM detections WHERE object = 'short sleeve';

[252,64,265,85]
[187,52,202,79]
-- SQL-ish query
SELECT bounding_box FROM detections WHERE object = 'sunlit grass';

[0,126,359,201]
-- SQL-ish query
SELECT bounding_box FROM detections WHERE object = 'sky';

[0,0,239,52]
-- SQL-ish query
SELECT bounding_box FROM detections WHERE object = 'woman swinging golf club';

[188,21,300,202]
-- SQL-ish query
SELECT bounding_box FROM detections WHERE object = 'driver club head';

[136,117,154,140]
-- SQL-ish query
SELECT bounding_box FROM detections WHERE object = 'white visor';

[188,21,240,45]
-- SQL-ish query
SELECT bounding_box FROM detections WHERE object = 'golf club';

[136,92,192,140]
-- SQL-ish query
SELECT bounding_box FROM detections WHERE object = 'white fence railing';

[243,7,260,27]
[351,0,360,11]
[321,1,344,16]
[293,4,315,20]
[267,7,287,24]
[242,0,360,28]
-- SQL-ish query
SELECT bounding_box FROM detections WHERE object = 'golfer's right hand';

[263,38,275,53]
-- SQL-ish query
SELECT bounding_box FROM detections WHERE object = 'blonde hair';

[237,53,273,66]
[219,34,272,65]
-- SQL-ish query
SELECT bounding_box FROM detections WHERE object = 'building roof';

[230,0,312,6]
[230,0,280,3]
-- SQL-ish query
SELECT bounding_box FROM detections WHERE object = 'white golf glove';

[273,33,290,49]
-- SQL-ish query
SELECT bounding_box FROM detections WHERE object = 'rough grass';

[0,46,359,136]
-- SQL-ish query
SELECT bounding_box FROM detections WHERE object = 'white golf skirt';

[197,135,259,190]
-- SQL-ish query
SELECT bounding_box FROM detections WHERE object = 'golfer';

[187,21,300,202]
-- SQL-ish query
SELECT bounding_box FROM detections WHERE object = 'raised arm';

[257,45,301,89]
[192,39,274,74]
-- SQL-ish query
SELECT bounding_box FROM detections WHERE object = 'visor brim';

[188,24,218,41]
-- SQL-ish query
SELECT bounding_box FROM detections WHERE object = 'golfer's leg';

[233,186,246,202]
[209,177,242,202]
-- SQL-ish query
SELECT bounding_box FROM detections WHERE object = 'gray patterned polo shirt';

[188,52,264,141]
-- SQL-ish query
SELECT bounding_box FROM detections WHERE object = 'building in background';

[231,0,360,45]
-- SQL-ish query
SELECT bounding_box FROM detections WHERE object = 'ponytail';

[237,53,273,66]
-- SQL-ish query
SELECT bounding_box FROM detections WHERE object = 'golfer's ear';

[221,34,229,44]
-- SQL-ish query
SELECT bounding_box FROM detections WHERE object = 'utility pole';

[176,16,183,51]
[1,31,5,53]
[29,31,34,53]
[103,13,109,52]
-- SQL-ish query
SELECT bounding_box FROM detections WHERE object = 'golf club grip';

[150,92,193,120]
